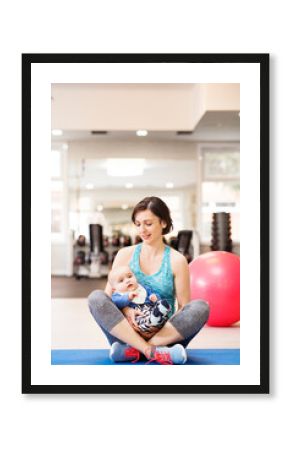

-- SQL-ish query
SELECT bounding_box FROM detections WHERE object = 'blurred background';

[51,83,240,297]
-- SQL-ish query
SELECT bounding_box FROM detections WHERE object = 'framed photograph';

[22,53,269,394]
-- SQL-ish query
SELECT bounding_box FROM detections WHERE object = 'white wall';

[51,239,73,276]
[203,83,240,111]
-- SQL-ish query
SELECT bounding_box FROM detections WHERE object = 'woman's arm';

[103,246,143,330]
[172,251,191,310]
[104,281,113,297]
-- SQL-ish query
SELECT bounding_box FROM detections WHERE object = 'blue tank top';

[129,244,176,316]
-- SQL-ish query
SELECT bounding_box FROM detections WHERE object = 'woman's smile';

[141,234,151,240]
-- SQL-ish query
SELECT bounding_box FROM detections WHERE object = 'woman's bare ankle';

[143,345,156,360]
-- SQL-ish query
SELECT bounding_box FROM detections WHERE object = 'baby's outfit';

[111,284,171,333]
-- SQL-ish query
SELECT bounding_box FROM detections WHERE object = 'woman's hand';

[172,252,191,308]
[137,327,160,340]
[122,307,144,331]
[122,307,160,339]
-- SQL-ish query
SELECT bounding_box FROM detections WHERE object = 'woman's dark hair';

[131,196,173,235]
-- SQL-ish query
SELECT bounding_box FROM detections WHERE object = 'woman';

[88,196,209,364]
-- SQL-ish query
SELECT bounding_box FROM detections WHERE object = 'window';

[199,146,240,243]
[51,180,63,233]
[203,149,239,179]
[51,150,62,178]
[51,149,66,240]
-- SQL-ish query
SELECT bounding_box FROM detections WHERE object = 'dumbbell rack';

[210,212,233,252]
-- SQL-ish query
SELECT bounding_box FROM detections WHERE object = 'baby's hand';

[149,294,158,302]
[129,292,137,300]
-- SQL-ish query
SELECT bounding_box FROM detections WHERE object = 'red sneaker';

[145,344,187,365]
[146,350,173,365]
[110,342,141,363]
[124,347,141,363]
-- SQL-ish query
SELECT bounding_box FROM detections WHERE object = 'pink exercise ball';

[189,251,240,327]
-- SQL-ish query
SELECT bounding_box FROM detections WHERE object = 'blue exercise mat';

[51,348,240,365]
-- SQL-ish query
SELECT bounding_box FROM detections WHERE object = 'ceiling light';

[97,204,104,211]
[136,130,148,137]
[166,182,174,189]
[85,183,94,190]
[121,204,129,210]
[106,159,146,177]
[62,143,69,150]
[52,129,63,136]
[125,183,133,189]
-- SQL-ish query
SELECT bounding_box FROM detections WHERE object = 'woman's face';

[134,209,166,244]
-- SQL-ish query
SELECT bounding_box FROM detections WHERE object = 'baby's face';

[112,269,138,293]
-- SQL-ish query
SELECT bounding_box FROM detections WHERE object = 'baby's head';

[108,266,138,293]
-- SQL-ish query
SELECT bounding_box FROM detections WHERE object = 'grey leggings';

[88,290,210,348]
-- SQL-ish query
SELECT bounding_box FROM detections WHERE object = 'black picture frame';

[22,53,269,394]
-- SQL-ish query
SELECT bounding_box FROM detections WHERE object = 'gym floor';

[51,276,240,350]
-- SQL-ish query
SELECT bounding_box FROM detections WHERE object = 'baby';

[108,266,171,334]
